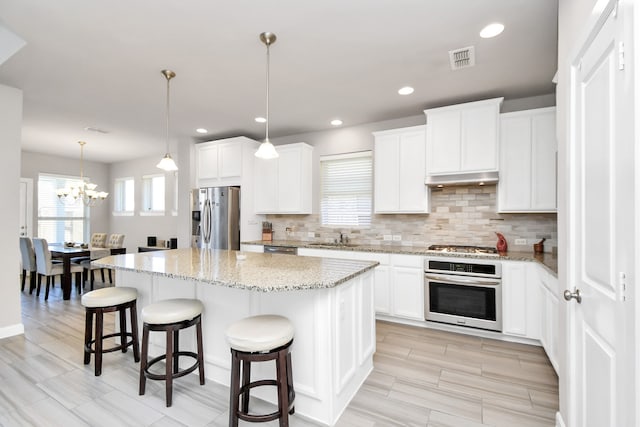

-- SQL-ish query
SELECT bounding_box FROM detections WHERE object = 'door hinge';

[619,272,627,301]
[618,42,625,70]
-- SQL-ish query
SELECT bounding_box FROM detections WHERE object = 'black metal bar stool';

[81,286,140,376]
[139,298,205,407]
[225,314,295,427]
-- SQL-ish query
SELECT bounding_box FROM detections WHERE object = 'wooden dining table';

[48,245,126,300]
[48,244,90,300]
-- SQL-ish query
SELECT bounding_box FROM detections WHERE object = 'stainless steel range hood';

[425,171,499,187]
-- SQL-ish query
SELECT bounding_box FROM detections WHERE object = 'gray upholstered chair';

[19,237,37,293]
[33,237,83,300]
[82,234,125,289]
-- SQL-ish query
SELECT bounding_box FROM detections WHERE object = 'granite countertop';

[243,240,558,276]
[94,248,379,292]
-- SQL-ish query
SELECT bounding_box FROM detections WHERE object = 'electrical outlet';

[392,235,402,241]
[383,235,392,241]
[515,238,527,245]
[307,232,315,238]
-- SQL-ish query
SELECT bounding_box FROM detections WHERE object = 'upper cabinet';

[195,137,258,187]
[424,98,503,175]
[373,125,429,213]
[498,107,557,212]
[254,142,313,214]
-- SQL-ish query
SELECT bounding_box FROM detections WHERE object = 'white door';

[19,178,33,238]
[566,2,634,426]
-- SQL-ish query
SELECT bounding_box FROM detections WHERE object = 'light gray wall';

[21,151,110,241]
[108,155,180,253]
[0,84,23,335]
[271,94,556,214]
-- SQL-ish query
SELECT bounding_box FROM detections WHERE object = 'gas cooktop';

[427,244,499,255]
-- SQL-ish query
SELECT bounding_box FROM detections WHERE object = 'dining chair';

[19,237,37,293]
[81,233,124,290]
[90,233,108,248]
[33,238,83,300]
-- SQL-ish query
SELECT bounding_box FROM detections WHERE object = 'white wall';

[0,84,23,337]
[108,155,180,252]
[21,150,110,241]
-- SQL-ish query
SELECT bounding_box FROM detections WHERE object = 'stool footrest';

[84,332,136,355]
[144,351,200,381]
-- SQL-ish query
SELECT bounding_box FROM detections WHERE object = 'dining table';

[48,245,124,300]
[48,244,90,300]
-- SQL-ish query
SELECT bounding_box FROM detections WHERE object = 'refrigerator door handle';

[203,199,212,244]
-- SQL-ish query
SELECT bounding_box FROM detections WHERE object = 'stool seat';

[142,298,204,324]
[226,315,294,353]
[81,286,137,308]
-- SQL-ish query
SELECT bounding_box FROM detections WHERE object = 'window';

[141,174,165,215]
[113,177,134,216]
[320,152,372,227]
[37,174,88,243]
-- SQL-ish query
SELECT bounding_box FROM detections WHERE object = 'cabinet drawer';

[390,254,423,268]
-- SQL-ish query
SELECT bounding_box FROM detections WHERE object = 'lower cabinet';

[297,248,424,321]
[239,244,264,253]
[501,261,541,340]
[539,269,560,373]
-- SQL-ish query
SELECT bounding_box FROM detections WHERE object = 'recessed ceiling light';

[196,128,208,134]
[480,23,504,38]
[331,119,343,126]
[398,86,414,95]
[255,117,267,123]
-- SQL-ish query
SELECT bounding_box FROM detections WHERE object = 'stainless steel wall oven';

[424,257,502,332]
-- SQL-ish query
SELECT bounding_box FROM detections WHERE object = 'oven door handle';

[424,273,501,286]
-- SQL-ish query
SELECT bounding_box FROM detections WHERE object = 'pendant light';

[254,32,279,159]
[157,69,179,171]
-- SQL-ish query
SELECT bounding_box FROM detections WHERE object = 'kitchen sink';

[307,242,360,248]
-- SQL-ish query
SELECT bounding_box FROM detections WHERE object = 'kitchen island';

[95,248,378,426]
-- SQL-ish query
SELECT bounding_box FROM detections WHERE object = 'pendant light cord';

[166,74,171,153]
[265,41,270,142]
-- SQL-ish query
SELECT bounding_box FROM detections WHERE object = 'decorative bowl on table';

[64,242,75,248]
[80,243,89,249]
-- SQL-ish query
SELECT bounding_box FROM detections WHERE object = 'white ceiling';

[0,0,558,163]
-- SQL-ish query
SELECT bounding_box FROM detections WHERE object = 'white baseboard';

[0,323,25,339]
[556,411,566,427]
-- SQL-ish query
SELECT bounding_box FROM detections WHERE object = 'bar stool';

[81,287,140,376]
[225,315,295,427]
[139,298,205,407]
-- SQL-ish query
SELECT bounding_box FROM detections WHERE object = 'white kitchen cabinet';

[373,126,429,213]
[254,143,313,214]
[424,98,503,175]
[498,107,557,212]
[389,254,424,320]
[195,138,246,186]
[539,268,559,373]
[501,261,540,339]
[297,248,423,321]
[239,244,264,253]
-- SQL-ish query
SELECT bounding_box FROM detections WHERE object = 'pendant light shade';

[157,69,179,171]
[255,32,279,159]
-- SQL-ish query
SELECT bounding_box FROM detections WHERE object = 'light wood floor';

[0,280,558,426]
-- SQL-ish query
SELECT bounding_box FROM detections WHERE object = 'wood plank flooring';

[0,280,558,426]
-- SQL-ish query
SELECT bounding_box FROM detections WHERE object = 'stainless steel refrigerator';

[191,186,240,250]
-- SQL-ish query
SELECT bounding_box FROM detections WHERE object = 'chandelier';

[254,32,279,159]
[56,141,108,207]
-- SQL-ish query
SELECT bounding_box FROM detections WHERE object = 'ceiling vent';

[449,46,475,70]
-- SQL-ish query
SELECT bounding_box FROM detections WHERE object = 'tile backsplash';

[266,185,557,252]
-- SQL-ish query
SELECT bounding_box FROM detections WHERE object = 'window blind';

[320,152,372,227]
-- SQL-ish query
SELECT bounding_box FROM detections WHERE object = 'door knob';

[564,289,582,304]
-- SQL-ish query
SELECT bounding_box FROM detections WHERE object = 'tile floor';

[0,279,558,426]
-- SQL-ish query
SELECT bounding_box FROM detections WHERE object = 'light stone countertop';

[93,248,379,292]
[244,240,558,276]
